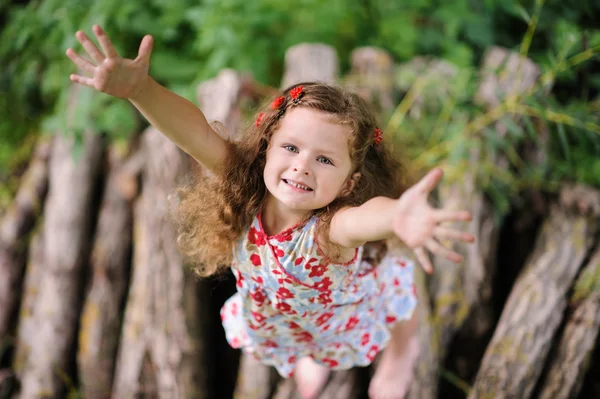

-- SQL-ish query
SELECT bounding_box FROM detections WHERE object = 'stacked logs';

[0,43,598,399]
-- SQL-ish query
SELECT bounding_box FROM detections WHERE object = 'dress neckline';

[257,212,313,241]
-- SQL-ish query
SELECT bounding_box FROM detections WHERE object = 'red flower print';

[385,316,397,324]
[277,277,293,285]
[252,311,266,323]
[288,321,301,329]
[393,277,400,287]
[304,257,319,270]
[321,358,339,368]
[288,355,296,364]
[317,292,332,305]
[316,312,334,327]
[250,290,266,305]
[309,263,327,278]
[273,247,285,258]
[231,337,240,347]
[366,345,380,362]
[314,277,333,291]
[398,260,407,267]
[220,310,225,321]
[361,333,370,346]
[231,302,238,316]
[252,276,263,284]
[263,339,279,348]
[294,257,304,266]
[276,287,295,299]
[381,282,386,291]
[248,227,266,246]
[321,324,330,332]
[250,254,261,267]
[345,316,359,331]
[236,273,245,288]
[293,331,314,343]
[271,96,285,110]
[275,302,296,314]
[275,230,293,242]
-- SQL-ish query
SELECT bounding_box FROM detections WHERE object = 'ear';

[339,172,361,197]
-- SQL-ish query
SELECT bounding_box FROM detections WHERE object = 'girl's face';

[263,107,357,218]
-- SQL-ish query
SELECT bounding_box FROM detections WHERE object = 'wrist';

[130,75,154,102]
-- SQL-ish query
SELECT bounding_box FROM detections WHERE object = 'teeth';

[285,180,311,191]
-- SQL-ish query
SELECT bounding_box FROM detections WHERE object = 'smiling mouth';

[283,179,313,191]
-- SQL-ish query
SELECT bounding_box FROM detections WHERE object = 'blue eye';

[283,145,298,153]
[317,156,333,165]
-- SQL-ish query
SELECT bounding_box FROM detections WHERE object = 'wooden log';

[18,132,105,398]
[430,48,540,393]
[234,354,281,399]
[407,268,439,399]
[11,229,44,377]
[468,202,597,399]
[0,138,51,339]
[346,47,396,112]
[537,189,600,399]
[281,44,338,88]
[77,143,142,398]
[112,129,207,399]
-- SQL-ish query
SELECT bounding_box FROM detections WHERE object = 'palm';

[66,25,153,100]
[393,169,474,273]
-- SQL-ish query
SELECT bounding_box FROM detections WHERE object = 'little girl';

[66,25,474,399]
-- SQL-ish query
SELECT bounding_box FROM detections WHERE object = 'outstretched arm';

[66,25,228,173]
[329,168,475,273]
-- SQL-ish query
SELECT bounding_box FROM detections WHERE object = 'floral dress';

[220,213,418,378]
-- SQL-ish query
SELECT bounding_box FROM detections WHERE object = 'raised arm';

[329,168,475,273]
[66,25,227,173]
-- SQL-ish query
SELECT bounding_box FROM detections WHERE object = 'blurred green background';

[1,0,599,212]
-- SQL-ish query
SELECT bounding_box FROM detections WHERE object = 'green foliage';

[0,0,598,211]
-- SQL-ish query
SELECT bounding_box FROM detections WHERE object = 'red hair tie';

[290,85,304,104]
[255,112,265,127]
[373,128,383,145]
[271,96,285,110]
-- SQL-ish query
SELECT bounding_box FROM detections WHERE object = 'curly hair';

[176,82,413,277]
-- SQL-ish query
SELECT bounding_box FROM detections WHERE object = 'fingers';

[434,226,475,243]
[434,209,472,223]
[425,239,463,263]
[75,30,105,64]
[415,168,443,195]
[414,247,433,274]
[65,48,96,74]
[137,35,154,64]
[93,24,120,59]
[69,74,94,88]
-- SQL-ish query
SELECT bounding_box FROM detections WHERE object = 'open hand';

[66,25,153,99]
[392,168,475,274]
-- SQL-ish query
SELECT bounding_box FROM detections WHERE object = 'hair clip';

[271,96,285,110]
[290,85,304,104]
[373,128,383,145]
[255,112,265,127]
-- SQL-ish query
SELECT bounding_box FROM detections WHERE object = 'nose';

[293,157,311,176]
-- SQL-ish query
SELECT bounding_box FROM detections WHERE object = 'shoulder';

[315,213,358,264]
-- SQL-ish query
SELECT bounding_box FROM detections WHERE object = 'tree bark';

[18,132,105,398]
[77,143,143,398]
[112,128,207,399]
[0,138,51,339]
[281,44,339,89]
[537,203,600,399]
[469,202,597,399]
[346,47,396,112]
[11,228,44,377]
